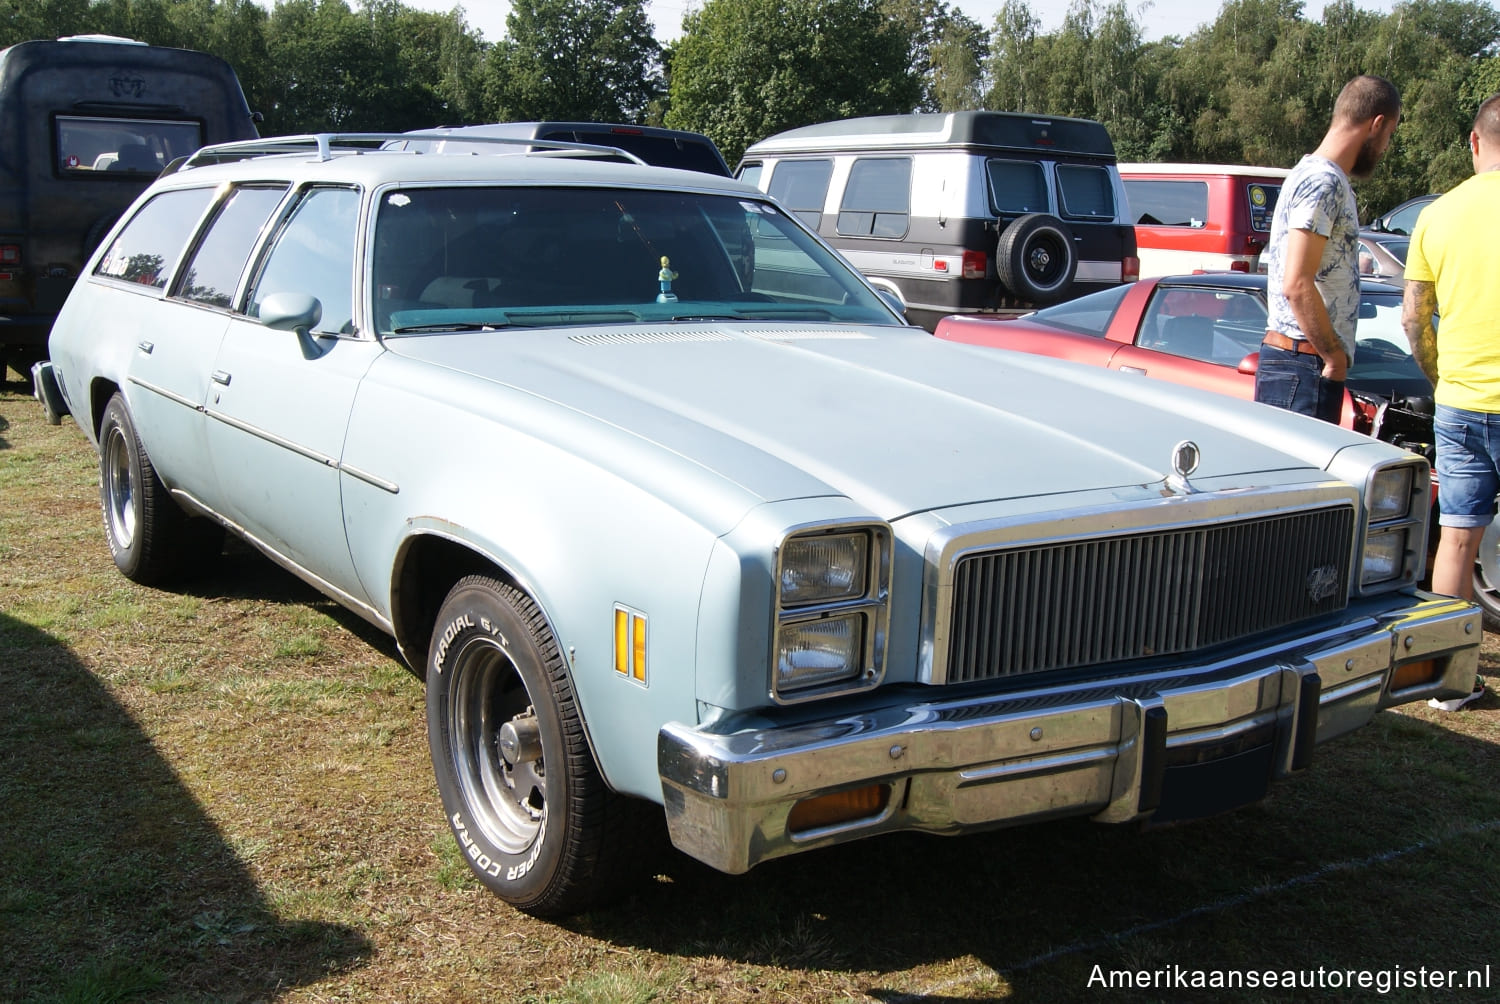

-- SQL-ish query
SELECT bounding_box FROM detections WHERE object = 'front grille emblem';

[1167,440,1200,495]
[1306,564,1341,603]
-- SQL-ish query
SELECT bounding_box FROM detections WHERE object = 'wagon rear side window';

[94,187,216,289]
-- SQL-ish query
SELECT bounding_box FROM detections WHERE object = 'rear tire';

[98,393,189,584]
[426,575,652,915]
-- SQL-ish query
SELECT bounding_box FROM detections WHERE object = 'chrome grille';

[946,506,1354,683]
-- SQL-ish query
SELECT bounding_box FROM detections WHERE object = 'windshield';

[1350,291,1430,396]
[370,186,898,334]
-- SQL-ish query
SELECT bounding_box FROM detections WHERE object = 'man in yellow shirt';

[1403,93,1500,609]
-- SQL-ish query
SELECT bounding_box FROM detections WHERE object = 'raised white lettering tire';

[426,575,649,915]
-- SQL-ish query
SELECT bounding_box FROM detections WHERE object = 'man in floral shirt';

[1255,75,1401,423]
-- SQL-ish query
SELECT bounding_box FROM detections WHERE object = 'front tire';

[98,393,188,584]
[426,575,648,915]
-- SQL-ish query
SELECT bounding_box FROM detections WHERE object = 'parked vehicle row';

[34,131,1481,917]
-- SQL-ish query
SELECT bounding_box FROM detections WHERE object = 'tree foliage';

[2,0,1498,216]
[663,0,921,163]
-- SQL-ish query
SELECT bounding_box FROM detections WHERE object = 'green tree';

[489,0,663,122]
[666,0,921,163]
[884,0,988,111]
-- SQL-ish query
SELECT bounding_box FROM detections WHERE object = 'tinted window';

[837,157,911,238]
[986,159,1049,215]
[94,187,216,289]
[249,187,360,335]
[1056,164,1116,219]
[1125,179,1209,227]
[176,186,288,308]
[1028,283,1131,335]
[540,129,729,175]
[1245,182,1280,231]
[768,160,833,228]
[56,115,203,177]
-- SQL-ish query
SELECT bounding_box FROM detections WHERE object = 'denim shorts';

[1435,404,1500,527]
[1252,345,1344,424]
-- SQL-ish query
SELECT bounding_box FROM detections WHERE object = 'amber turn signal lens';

[1390,658,1440,692]
[787,784,889,834]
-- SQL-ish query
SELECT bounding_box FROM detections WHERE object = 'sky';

[387,0,1402,45]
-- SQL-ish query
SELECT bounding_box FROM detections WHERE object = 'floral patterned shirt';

[1264,154,1361,360]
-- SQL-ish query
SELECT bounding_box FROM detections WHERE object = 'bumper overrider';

[659,592,1480,874]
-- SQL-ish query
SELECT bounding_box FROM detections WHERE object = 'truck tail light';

[961,250,986,279]
[1123,255,1140,282]
[1230,260,1250,272]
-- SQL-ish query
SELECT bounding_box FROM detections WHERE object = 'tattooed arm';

[1402,279,1439,389]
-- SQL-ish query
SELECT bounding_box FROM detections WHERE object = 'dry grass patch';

[4,382,1499,1003]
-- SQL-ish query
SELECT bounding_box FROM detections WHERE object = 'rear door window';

[56,115,203,176]
[94,186,216,289]
[836,157,911,238]
[768,159,833,229]
[175,186,290,308]
[1056,164,1116,220]
[1125,179,1209,227]
[986,159,1049,215]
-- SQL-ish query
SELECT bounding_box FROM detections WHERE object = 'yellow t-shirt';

[1405,171,1500,411]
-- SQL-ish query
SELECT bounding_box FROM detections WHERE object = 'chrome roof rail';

[178,132,649,171]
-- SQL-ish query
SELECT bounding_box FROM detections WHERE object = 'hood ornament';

[1167,440,1200,495]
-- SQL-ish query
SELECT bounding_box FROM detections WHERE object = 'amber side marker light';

[1390,658,1441,693]
[787,784,890,834]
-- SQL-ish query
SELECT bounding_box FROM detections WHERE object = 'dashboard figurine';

[657,256,679,303]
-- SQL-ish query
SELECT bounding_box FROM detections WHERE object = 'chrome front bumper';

[658,593,1480,875]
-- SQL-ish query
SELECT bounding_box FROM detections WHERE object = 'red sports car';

[934,272,1433,456]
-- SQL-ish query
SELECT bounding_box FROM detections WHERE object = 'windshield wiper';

[390,321,513,334]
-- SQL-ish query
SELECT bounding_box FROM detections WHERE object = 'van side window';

[986,159,1049,215]
[738,163,763,189]
[176,186,290,309]
[1056,165,1116,220]
[1245,183,1281,231]
[56,115,203,176]
[93,187,216,289]
[1124,179,1209,227]
[837,158,911,238]
[768,160,833,229]
[248,187,360,335]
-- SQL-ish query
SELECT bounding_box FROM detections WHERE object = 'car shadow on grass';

[0,612,373,1001]
[573,703,1500,1002]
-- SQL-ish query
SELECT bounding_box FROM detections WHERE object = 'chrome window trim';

[919,482,1360,685]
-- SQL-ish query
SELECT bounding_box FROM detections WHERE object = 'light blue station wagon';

[36,134,1481,916]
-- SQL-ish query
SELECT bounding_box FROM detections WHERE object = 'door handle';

[211,370,232,386]
[137,340,154,354]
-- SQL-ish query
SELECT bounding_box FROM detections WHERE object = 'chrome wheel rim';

[447,635,545,854]
[102,424,136,552]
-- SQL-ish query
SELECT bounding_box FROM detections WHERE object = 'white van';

[738,112,1139,331]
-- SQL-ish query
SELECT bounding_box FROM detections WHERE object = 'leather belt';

[1263,330,1323,356]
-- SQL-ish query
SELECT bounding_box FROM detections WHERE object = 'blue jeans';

[1253,345,1343,424]
[1434,404,1500,528]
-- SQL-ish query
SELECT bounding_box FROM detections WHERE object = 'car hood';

[379,323,1354,521]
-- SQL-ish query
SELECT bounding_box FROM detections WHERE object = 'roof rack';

[178,132,650,171]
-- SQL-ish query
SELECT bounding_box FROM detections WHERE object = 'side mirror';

[259,291,322,335]
[1236,351,1259,375]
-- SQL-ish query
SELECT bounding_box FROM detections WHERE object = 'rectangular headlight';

[1368,466,1414,522]
[780,532,869,607]
[776,614,864,692]
[1362,528,1408,585]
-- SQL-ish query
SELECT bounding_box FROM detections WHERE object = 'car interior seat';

[1158,315,1217,361]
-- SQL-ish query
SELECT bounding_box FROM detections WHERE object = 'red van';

[1121,164,1289,277]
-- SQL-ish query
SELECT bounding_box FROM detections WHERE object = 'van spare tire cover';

[996,213,1077,304]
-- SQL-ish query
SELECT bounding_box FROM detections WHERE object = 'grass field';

[3,378,1498,1003]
